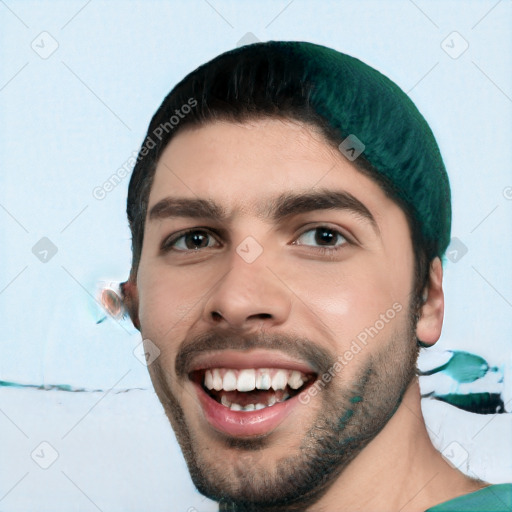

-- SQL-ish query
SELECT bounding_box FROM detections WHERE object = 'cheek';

[136,268,196,353]
[290,256,409,343]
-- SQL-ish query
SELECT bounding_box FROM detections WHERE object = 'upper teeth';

[203,368,306,392]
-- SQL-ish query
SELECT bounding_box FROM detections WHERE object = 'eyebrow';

[148,189,379,233]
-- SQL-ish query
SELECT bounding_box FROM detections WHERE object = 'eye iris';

[315,228,337,246]
[185,231,209,250]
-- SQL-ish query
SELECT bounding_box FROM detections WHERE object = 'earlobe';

[415,257,444,347]
[120,279,141,331]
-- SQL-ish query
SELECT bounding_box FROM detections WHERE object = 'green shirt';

[425,484,512,511]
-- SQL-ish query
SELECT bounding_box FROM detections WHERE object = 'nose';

[202,250,292,330]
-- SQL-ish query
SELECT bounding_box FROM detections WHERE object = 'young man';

[120,41,512,511]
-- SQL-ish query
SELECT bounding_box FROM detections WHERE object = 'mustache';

[175,327,336,379]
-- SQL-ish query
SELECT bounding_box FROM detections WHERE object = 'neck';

[308,376,486,512]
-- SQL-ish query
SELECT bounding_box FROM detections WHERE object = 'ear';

[120,279,141,331]
[415,257,444,347]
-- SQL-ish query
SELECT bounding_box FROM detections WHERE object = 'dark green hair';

[126,41,451,301]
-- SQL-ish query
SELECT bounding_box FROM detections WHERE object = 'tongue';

[212,388,288,406]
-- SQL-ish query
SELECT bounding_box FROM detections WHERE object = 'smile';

[187,351,318,437]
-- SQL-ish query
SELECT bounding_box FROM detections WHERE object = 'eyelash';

[161,225,351,255]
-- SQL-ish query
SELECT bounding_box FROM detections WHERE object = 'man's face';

[135,118,419,507]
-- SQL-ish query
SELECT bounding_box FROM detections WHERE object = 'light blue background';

[1,1,511,510]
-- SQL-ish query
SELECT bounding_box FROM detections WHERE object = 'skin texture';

[125,119,486,511]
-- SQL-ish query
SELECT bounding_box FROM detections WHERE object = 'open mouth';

[191,368,316,412]
[186,350,320,436]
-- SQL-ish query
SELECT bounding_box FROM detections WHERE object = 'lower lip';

[195,383,301,437]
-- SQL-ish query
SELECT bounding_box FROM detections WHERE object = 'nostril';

[209,311,272,324]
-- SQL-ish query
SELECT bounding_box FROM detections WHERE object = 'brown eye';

[295,227,347,248]
[163,229,220,252]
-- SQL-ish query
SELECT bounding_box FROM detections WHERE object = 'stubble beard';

[147,308,420,511]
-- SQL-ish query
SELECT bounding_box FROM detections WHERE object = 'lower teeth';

[220,393,290,411]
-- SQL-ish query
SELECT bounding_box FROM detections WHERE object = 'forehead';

[147,119,397,220]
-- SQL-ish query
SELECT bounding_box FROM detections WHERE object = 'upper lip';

[186,349,317,377]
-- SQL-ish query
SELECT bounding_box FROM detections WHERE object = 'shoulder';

[425,483,512,511]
